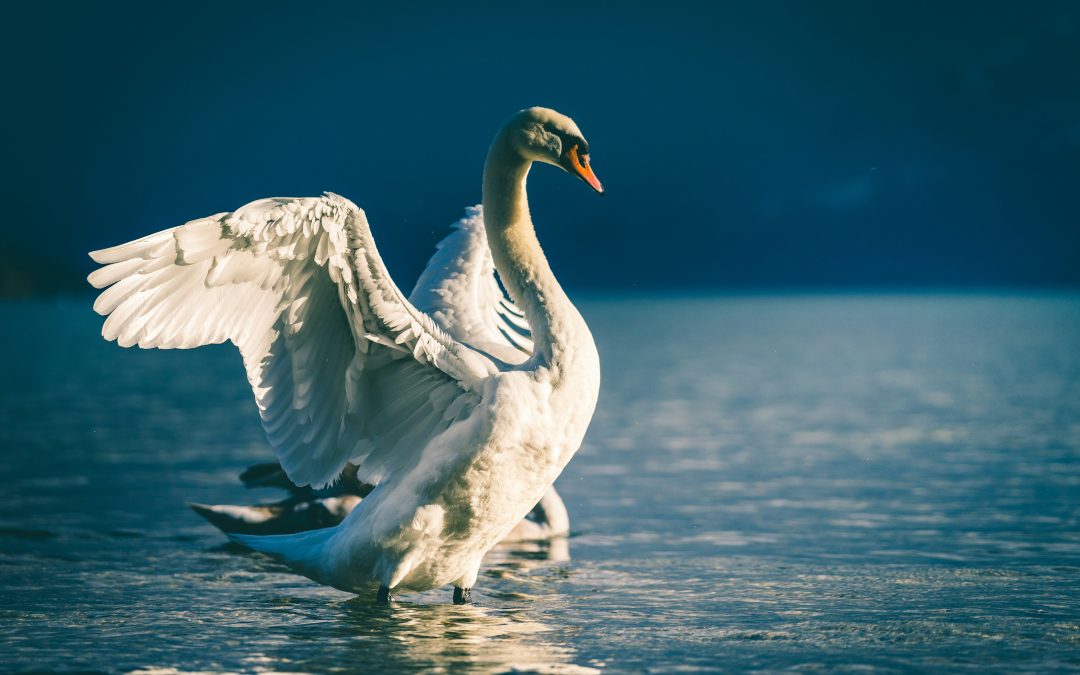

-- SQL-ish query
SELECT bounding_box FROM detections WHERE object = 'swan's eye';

[564,141,588,161]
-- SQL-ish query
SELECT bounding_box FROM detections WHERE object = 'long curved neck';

[482,133,580,367]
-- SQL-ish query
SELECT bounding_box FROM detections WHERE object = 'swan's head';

[504,107,604,194]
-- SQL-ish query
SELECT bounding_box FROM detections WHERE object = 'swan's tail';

[228,527,338,579]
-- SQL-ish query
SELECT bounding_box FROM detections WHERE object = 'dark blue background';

[3,1,1078,292]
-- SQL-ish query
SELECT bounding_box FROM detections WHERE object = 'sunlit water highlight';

[2,294,1079,672]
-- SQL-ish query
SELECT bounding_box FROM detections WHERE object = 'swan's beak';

[563,144,604,194]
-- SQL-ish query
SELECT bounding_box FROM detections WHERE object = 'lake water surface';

[2,295,1079,672]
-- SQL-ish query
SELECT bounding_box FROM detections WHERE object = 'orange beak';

[565,144,604,194]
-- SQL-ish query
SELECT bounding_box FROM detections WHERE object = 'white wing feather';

[409,206,533,364]
[89,193,496,488]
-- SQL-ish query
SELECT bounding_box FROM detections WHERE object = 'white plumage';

[411,205,535,362]
[88,107,603,602]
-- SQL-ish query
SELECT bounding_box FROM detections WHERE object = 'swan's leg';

[376,585,394,604]
[453,563,480,604]
[453,586,471,605]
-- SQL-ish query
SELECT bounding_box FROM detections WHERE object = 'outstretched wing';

[409,206,533,365]
[89,193,497,488]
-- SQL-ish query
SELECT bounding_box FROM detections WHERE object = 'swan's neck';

[482,135,581,368]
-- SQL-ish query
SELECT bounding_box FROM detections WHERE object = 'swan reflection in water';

[239,538,590,675]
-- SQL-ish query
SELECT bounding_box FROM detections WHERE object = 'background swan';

[88,107,602,604]
[190,459,569,542]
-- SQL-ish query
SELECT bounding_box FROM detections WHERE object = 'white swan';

[88,107,602,604]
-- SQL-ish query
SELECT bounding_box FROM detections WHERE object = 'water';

[2,294,1079,673]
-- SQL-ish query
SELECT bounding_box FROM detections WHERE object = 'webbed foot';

[453,587,471,605]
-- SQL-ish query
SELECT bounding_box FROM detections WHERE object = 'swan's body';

[88,108,602,602]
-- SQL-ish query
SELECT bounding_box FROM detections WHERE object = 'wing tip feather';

[88,249,111,265]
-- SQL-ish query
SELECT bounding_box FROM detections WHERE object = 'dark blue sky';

[3,1,1078,291]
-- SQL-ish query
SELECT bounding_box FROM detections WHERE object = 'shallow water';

[2,294,1079,673]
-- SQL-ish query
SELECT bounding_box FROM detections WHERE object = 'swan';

[87,107,602,604]
[189,460,569,542]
